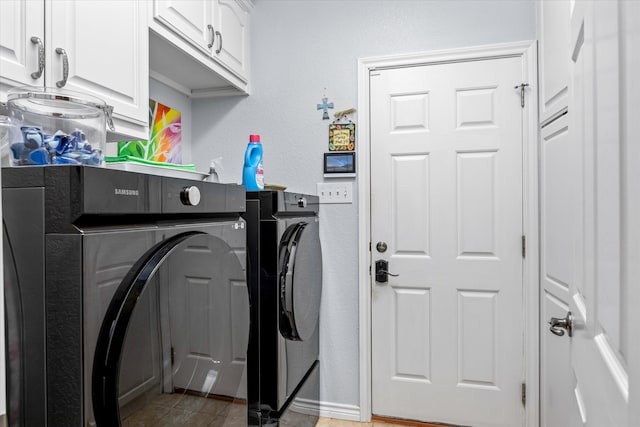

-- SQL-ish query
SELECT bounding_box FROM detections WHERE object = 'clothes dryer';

[3,165,249,427]
[245,191,322,426]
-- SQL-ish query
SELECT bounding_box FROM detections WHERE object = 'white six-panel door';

[541,1,640,426]
[370,56,524,427]
[565,1,630,425]
[537,1,577,424]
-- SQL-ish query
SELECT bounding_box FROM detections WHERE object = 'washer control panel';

[162,177,245,214]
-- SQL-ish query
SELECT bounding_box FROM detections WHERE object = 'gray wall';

[192,0,535,410]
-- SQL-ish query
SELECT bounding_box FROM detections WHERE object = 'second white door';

[370,55,525,426]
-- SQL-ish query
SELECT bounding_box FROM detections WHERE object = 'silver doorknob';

[549,311,573,337]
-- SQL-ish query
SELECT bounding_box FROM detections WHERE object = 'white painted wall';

[191,0,535,410]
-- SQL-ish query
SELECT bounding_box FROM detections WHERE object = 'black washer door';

[92,229,248,426]
[279,220,322,341]
[3,222,25,427]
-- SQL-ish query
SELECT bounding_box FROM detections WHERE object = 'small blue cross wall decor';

[317,97,334,120]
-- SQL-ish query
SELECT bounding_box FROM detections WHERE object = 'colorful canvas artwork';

[118,99,182,163]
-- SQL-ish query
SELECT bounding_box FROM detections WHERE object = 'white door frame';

[356,40,539,426]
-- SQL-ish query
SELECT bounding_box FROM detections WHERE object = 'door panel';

[622,1,640,425]
[457,290,499,388]
[569,2,628,426]
[539,114,580,427]
[538,0,570,122]
[541,1,636,425]
[457,152,498,256]
[392,154,430,255]
[370,56,524,427]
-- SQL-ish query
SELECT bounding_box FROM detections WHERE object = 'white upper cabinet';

[153,0,217,55]
[0,0,149,140]
[149,0,251,97]
[0,0,45,95]
[48,1,149,139]
[215,0,249,81]
[537,0,571,123]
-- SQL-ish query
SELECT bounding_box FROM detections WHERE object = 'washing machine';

[245,191,322,426]
[3,165,249,427]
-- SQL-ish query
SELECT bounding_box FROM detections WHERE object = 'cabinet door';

[0,0,44,101]
[153,0,216,55]
[48,0,148,131]
[215,0,249,82]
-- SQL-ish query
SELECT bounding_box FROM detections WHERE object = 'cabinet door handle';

[215,30,222,54]
[99,104,116,132]
[207,24,215,49]
[55,47,69,88]
[30,36,45,79]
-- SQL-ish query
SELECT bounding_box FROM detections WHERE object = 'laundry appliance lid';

[279,221,322,341]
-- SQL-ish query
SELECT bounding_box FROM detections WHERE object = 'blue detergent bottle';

[242,134,264,190]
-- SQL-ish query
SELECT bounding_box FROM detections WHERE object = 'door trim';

[356,40,539,426]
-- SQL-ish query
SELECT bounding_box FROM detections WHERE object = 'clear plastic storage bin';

[6,86,114,167]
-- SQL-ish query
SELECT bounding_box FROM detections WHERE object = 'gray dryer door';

[278,219,322,341]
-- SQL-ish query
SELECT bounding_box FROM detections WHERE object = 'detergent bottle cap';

[249,134,261,143]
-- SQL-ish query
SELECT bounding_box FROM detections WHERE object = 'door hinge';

[369,241,372,252]
[171,347,175,366]
[515,83,529,108]
[522,235,526,258]
[521,382,526,406]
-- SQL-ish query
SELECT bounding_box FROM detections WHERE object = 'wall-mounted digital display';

[324,152,356,177]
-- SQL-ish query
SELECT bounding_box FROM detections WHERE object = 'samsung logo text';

[114,188,139,196]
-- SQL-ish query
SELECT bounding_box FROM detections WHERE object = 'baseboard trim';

[372,415,460,427]
[318,401,361,421]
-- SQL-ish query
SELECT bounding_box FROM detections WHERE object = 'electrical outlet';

[316,182,353,204]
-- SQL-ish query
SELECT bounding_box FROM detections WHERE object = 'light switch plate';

[316,182,353,204]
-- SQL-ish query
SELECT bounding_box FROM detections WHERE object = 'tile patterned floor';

[121,393,247,427]
[119,391,438,427]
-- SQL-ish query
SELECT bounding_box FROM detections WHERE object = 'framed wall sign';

[328,123,355,151]
[324,152,356,177]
